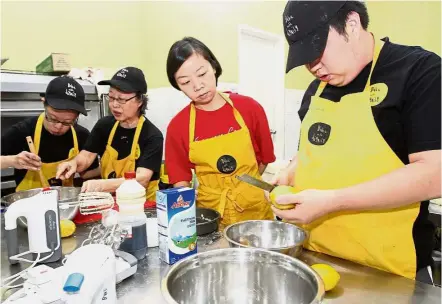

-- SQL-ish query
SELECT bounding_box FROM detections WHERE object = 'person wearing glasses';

[56,67,163,201]
[0,76,99,190]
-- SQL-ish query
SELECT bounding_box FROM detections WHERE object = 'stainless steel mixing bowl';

[161,248,324,304]
[1,187,80,228]
[223,220,307,257]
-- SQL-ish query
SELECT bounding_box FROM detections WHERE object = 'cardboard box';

[36,53,71,74]
[156,187,197,265]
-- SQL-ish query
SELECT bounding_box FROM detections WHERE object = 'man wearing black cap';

[1,76,99,190]
[56,67,163,202]
[271,1,440,283]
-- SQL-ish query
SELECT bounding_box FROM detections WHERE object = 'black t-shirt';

[1,117,99,187]
[83,115,163,181]
[299,37,441,271]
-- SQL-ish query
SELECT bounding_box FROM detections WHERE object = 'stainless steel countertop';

[1,219,440,304]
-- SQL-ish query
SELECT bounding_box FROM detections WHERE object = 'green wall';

[2,1,440,90]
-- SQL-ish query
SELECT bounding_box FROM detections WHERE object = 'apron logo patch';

[308,122,331,146]
[108,171,117,179]
[217,155,237,174]
[370,83,388,106]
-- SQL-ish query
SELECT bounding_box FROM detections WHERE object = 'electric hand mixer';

[4,189,62,265]
[4,189,115,265]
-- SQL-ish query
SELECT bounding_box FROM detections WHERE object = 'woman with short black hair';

[165,37,276,229]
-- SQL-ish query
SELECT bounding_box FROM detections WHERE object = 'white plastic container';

[146,216,159,248]
[116,172,148,260]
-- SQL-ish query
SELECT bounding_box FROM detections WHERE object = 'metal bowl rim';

[223,219,307,251]
[160,247,325,304]
[196,207,221,226]
[1,187,80,225]
[1,186,81,203]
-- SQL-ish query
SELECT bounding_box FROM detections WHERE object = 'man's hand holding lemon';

[268,165,338,224]
[271,189,338,224]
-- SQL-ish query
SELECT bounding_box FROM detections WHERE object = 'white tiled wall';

[144,87,189,142]
[262,88,305,176]
[144,83,240,158]
[283,88,305,161]
[144,84,305,166]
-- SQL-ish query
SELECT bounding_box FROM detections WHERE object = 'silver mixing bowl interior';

[161,248,324,304]
[1,187,80,228]
[223,220,307,257]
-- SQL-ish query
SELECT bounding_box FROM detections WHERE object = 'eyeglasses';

[103,94,137,105]
[45,112,77,127]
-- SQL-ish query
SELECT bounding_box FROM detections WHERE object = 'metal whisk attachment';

[81,223,129,250]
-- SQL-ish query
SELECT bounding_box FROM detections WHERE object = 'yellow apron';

[294,39,420,279]
[100,116,159,201]
[189,92,274,230]
[16,113,78,191]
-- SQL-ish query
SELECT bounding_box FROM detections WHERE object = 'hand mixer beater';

[60,192,115,215]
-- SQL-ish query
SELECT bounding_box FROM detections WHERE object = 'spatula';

[25,136,50,188]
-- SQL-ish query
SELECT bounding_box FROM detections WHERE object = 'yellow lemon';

[311,264,340,291]
[60,219,76,238]
[62,237,78,255]
[269,185,297,210]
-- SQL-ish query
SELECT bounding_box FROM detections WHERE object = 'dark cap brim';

[97,79,138,93]
[286,24,329,73]
[45,98,88,116]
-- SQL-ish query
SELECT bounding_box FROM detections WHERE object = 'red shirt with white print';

[165,92,276,184]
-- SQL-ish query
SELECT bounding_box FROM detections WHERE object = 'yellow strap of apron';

[33,113,45,154]
[219,188,229,217]
[189,92,247,143]
[219,92,247,129]
[130,116,145,159]
[107,121,120,146]
[198,185,244,217]
[315,36,385,96]
[71,125,79,152]
[34,112,79,154]
[189,103,197,144]
[106,117,145,159]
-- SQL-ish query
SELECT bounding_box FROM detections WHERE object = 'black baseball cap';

[284,1,347,73]
[98,67,147,94]
[43,76,87,116]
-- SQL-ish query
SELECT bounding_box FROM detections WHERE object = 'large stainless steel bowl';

[1,187,80,228]
[161,248,324,304]
[223,220,307,257]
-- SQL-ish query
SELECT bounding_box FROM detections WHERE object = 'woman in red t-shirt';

[165,37,276,229]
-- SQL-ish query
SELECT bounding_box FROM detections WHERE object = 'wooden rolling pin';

[26,136,50,188]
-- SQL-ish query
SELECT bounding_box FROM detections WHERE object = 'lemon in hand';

[312,263,340,291]
[60,219,76,238]
[269,185,297,210]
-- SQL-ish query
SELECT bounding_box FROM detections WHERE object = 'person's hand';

[271,189,338,224]
[271,167,295,187]
[81,179,108,192]
[14,151,42,170]
[265,167,296,201]
[56,160,77,180]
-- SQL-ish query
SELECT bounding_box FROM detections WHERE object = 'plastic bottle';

[116,172,148,260]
